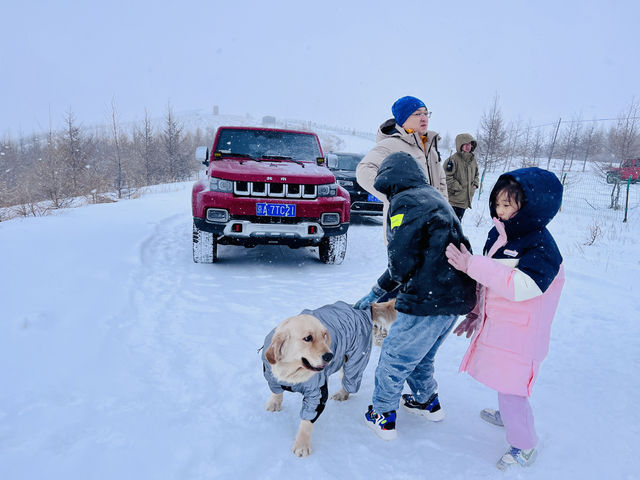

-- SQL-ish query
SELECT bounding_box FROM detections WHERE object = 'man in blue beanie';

[356,95,448,242]
[392,96,427,127]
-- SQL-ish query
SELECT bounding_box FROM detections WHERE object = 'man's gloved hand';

[353,285,386,310]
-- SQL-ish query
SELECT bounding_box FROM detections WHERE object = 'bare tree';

[530,128,545,167]
[58,109,90,196]
[504,119,522,172]
[161,104,187,181]
[557,117,582,175]
[110,100,125,199]
[580,121,602,172]
[476,93,508,178]
[37,121,71,209]
[133,109,156,185]
[607,97,640,164]
[0,136,16,208]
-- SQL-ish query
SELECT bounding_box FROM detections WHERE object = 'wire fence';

[557,171,638,222]
[476,165,639,223]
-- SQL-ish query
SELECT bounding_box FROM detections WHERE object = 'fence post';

[623,175,632,222]
[477,169,487,200]
[560,173,567,212]
[546,118,561,170]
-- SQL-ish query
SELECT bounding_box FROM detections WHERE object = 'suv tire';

[193,222,218,263]
[318,233,347,265]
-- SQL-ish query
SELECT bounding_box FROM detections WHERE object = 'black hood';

[374,152,427,198]
[490,167,563,238]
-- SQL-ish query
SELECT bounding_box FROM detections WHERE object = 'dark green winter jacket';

[445,133,479,209]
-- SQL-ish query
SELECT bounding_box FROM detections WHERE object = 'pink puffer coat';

[459,219,565,397]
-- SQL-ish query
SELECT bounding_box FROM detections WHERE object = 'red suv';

[607,158,640,184]
[191,127,350,264]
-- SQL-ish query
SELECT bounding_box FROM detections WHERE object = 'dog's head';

[265,314,333,384]
[370,299,397,347]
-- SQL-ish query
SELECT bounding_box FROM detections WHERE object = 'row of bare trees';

[2,97,639,220]
[474,95,640,179]
[0,105,210,218]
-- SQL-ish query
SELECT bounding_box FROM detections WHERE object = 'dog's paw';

[292,420,313,457]
[292,441,312,457]
[265,393,283,412]
[331,388,350,402]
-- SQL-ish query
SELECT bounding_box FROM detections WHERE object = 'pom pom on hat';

[392,96,426,127]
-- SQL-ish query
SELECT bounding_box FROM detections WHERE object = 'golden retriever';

[262,299,396,457]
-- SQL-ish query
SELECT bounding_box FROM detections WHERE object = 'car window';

[216,129,321,161]
[336,154,363,171]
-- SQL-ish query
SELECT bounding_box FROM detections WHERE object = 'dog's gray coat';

[261,301,373,421]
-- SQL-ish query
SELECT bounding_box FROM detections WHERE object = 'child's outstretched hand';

[453,312,478,338]
[446,243,472,273]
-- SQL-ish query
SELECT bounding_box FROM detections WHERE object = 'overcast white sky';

[2,0,638,139]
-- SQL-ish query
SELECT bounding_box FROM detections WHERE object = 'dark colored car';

[326,152,383,216]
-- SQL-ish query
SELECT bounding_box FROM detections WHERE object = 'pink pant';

[498,392,538,449]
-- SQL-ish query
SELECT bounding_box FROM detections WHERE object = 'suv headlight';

[317,183,337,197]
[337,179,353,187]
[210,177,233,192]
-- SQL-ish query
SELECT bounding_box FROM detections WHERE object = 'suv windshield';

[333,153,363,171]
[215,129,321,161]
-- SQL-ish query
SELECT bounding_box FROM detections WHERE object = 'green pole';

[623,175,632,222]
[478,169,486,199]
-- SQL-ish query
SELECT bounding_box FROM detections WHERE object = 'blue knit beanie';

[392,96,426,127]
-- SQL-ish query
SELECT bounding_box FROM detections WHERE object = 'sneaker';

[496,446,538,470]
[480,408,504,426]
[401,393,445,421]
[364,405,397,440]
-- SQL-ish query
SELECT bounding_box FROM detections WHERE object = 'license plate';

[256,203,297,217]
[367,193,381,202]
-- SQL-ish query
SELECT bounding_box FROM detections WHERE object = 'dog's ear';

[265,330,287,365]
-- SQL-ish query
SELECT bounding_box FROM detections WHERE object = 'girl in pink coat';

[445,167,564,471]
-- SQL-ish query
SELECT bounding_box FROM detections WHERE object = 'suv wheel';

[606,172,618,184]
[193,222,218,263]
[318,233,347,265]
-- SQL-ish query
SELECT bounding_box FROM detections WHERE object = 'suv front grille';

[234,181,317,199]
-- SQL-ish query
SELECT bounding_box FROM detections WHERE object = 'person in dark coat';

[353,151,476,440]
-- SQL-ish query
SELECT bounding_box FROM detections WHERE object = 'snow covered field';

[2,135,639,479]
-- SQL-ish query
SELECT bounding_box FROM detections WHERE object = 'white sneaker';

[480,408,504,426]
[496,446,538,470]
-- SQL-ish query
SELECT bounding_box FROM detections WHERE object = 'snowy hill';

[1,133,639,479]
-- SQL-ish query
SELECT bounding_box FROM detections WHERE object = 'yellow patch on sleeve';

[390,213,404,229]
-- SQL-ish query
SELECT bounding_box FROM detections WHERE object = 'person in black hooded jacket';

[354,151,476,441]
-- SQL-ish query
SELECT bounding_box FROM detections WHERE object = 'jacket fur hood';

[455,133,477,153]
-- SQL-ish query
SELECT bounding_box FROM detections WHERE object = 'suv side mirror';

[195,146,210,166]
[325,153,338,169]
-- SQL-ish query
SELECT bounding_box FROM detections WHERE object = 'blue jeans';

[373,312,458,413]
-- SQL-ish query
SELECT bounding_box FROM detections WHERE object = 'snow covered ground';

[1,134,639,479]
